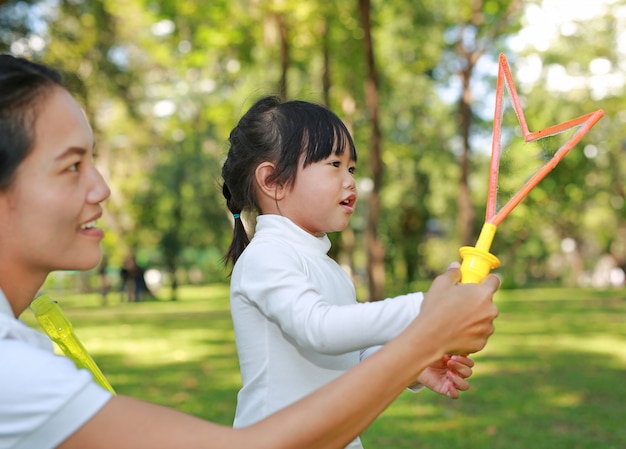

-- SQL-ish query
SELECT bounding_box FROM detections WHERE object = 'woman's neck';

[0,268,47,317]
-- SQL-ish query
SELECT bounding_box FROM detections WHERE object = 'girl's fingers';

[446,371,470,391]
[447,356,474,378]
[449,355,475,368]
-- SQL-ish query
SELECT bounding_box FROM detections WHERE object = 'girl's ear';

[255,162,286,201]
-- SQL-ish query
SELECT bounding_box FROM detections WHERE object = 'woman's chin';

[59,250,103,272]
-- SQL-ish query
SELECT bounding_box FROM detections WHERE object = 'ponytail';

[222,183,250,266]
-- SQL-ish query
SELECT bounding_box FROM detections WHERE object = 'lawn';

[21,285,626,448]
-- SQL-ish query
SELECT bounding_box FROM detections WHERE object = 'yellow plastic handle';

[459,246,501,284]
[459,223,501,284]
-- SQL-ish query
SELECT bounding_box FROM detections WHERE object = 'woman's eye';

[68,162,79,172]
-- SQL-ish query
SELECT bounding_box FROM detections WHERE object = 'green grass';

[21,285,626,448]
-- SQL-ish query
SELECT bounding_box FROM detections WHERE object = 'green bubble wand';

[30,294,116,394]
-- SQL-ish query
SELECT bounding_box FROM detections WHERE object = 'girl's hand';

[415,355,474,399]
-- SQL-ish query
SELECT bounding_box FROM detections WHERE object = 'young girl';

[0,54,499,449]
[221,97,483,448]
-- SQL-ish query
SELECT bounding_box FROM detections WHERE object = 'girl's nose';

[345,173,356,191]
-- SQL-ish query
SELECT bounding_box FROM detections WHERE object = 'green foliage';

[3,0,624,290]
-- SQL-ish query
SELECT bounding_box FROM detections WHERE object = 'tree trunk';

[276,13,289,100]
[321,20,331,108]
[457,60,477,246]
[358,0,385,301]
[321,18,357,279]
[454,0,523,245]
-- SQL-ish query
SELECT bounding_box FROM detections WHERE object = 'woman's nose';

[87,166,111,203]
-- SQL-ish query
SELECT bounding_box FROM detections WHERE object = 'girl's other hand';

[415,354,475,399]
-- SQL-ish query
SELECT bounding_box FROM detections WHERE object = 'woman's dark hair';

[221,96,357,265]
[0,54,64,190]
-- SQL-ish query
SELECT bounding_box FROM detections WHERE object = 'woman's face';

[0,86,110,276]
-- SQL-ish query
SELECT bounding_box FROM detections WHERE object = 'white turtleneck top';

[229,215,423,448]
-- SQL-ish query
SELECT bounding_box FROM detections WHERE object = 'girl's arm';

[59,268,499,449]
[234,243,423,354]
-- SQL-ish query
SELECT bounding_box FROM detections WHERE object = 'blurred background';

[2,0,624,301]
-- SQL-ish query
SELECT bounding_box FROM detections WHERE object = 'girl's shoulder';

[241,233,304,265]
[232,235,309,285]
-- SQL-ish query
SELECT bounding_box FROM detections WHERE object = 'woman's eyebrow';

[54,146,88,160]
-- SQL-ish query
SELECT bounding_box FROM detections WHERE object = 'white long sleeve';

[229,215,424,436]
[233,235,422,354]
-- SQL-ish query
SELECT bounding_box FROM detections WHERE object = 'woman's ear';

[255,162,285,201]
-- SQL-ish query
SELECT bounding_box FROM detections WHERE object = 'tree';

[441,0,524,246]
[357,0,386,301]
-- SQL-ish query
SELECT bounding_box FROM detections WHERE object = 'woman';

[0,54,499,449]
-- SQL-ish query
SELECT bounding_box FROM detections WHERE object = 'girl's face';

[0,87,110,276]
[281,148,357,236]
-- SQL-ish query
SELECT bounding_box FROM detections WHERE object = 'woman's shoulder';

[0,338,112,449]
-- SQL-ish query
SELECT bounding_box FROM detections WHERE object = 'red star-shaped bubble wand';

[459,54,605,283]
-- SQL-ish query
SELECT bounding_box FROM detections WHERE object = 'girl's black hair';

[0,54,64,190]
[221,95,357,265]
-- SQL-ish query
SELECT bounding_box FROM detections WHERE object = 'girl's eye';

[330,161,341,167]
[349,166,356,175]
[68,162,80,172]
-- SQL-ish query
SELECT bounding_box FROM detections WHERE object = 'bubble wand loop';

[459,54,604,284]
